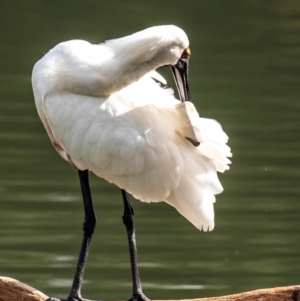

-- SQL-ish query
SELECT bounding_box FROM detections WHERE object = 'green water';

[0,1,299,300]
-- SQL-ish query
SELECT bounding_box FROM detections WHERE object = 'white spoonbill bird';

[32,25,231,301]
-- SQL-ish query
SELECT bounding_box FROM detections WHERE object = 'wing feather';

[43,91,184,202]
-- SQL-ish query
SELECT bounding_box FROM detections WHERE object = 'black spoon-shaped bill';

[171,48,192,103]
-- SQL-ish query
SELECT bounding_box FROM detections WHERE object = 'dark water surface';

[0,1,299,300]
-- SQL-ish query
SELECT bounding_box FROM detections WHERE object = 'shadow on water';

[0,1,299,300]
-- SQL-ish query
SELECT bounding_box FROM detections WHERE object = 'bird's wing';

[43,90,185,202]
[170,101,232,172]
[43,77,231,231]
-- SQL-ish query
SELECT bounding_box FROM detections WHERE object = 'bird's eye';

[181,48,191,58]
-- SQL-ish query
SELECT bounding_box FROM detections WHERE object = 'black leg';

[121,189,149,301]
[47,169,98,301]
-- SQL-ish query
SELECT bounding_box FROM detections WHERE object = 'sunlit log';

[0,276,299,301]
[0,277,48,301]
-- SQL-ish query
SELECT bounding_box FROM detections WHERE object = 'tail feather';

[166,183,216,232]
[165,147,223,231]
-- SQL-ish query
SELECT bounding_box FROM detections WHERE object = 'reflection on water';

[137,283,205,290]
[0,1,299,300]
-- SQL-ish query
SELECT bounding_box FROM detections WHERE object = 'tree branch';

[0,276,299,301]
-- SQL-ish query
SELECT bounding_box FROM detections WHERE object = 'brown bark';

[0,276,299,301]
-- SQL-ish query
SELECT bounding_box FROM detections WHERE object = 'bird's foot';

[128,292,150,301]
[46,297,101,301]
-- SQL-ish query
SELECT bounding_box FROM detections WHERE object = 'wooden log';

[0,277,48,301]
[188,285,300,301]
[0,276,299,301]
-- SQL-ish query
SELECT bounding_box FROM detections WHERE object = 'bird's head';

[106,25,192,101]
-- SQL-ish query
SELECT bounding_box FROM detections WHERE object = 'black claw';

[128,293,150,301]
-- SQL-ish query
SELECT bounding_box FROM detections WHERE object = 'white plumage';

[32,25,231,232]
